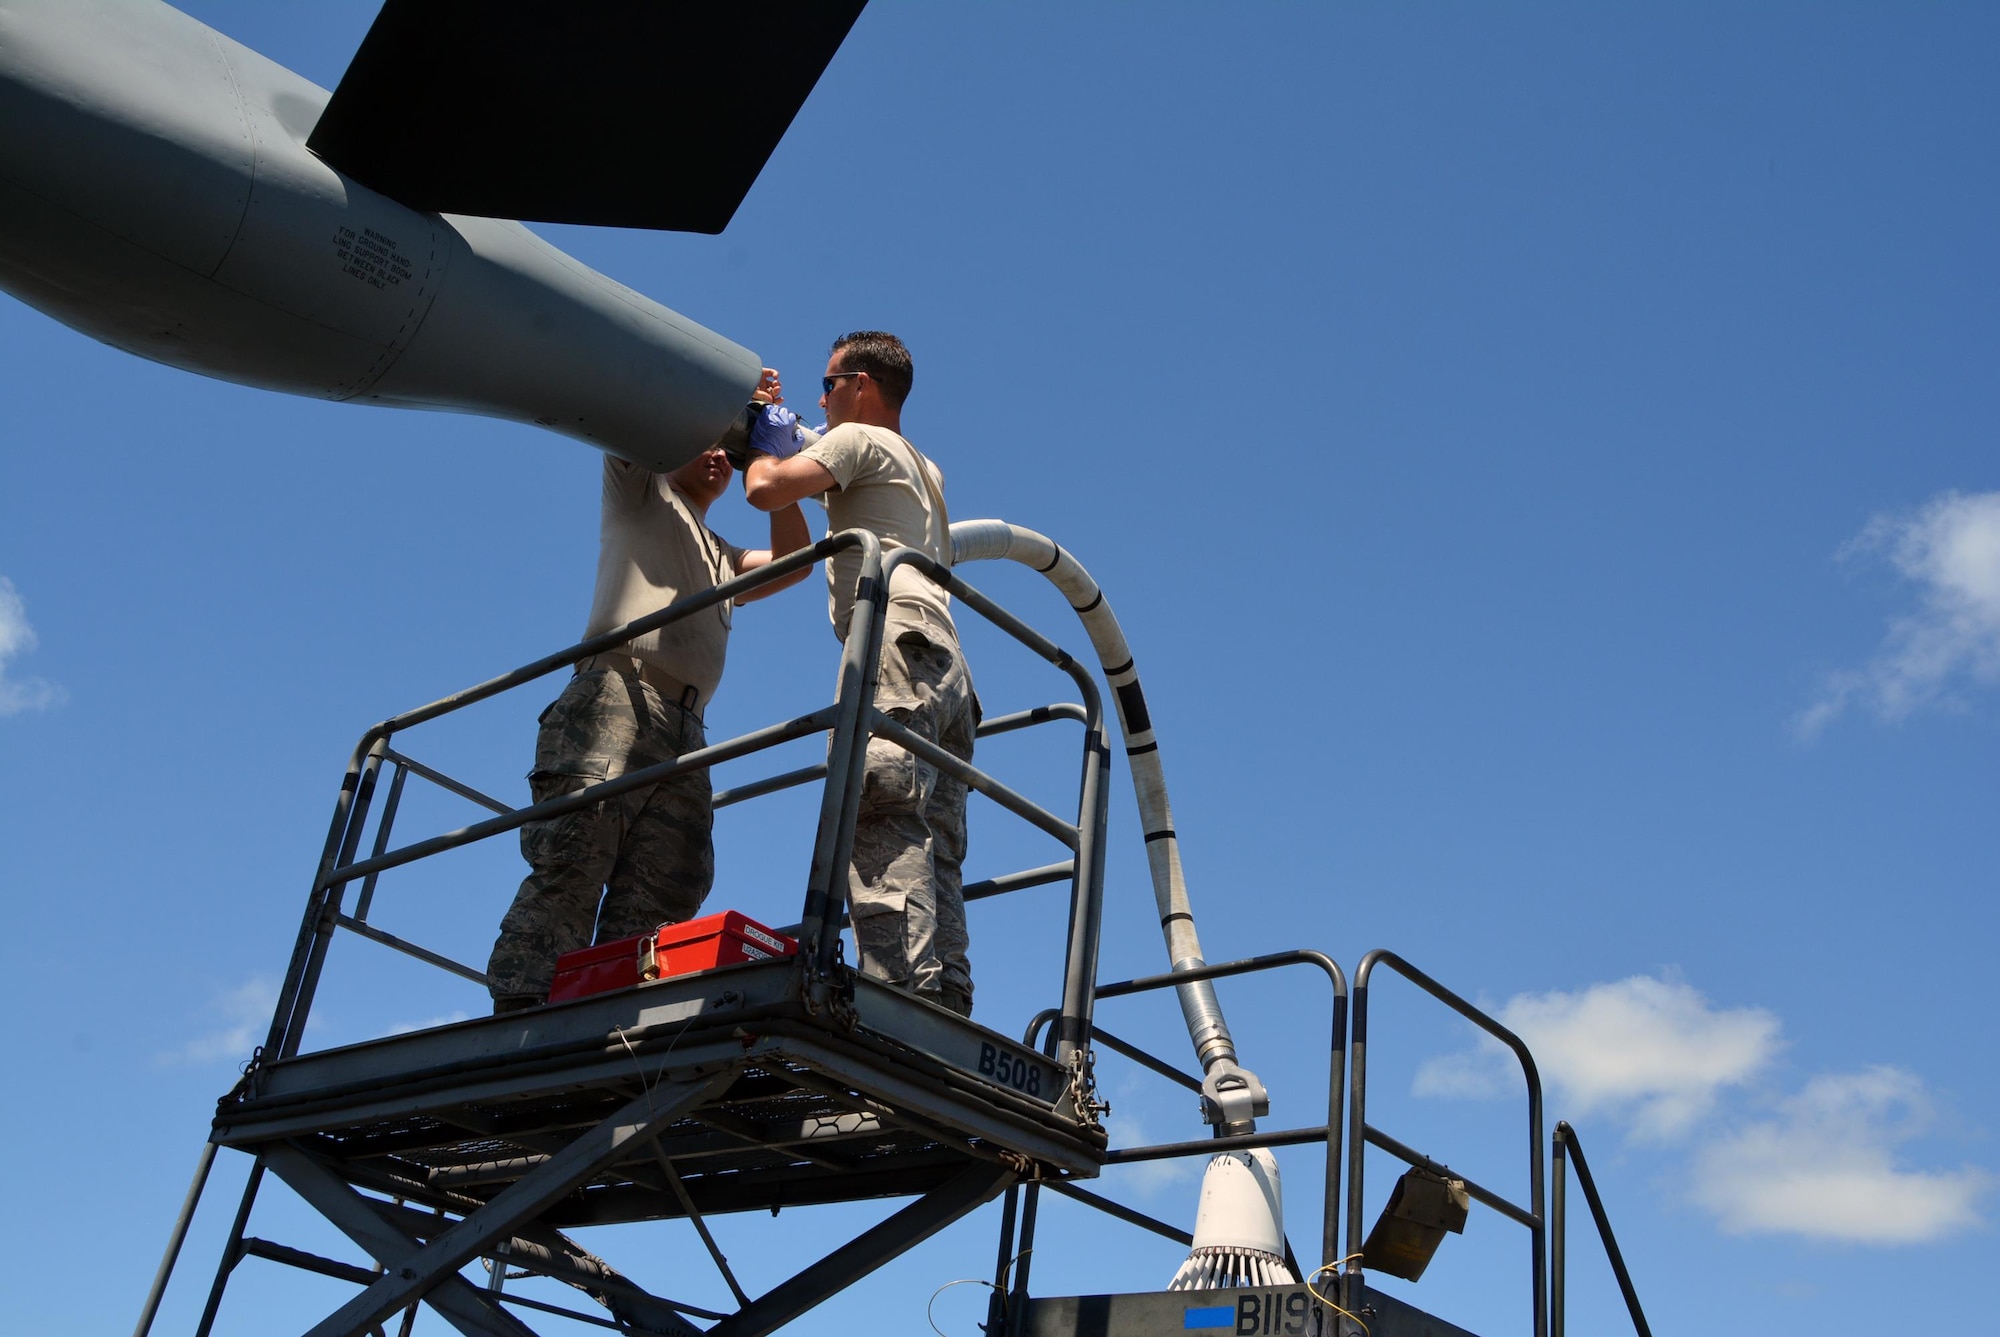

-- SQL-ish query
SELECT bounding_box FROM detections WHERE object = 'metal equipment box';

[546,910,796,1002]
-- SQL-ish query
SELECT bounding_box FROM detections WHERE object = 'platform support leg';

[1006,1181,1044,1322]
[133,1139,218,1337]
[986,1183,1021,1337]
[708,1161,1020,1337]
[193,1155,265,1337]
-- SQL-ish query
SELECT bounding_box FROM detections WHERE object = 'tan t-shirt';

[582,457,746,704]
[797,422,956,643]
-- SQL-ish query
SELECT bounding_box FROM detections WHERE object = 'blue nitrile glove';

[747,403,805,461]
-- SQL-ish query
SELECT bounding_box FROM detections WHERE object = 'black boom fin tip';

[309,0,869,233]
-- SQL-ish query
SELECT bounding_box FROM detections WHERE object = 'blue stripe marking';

[1183,1305,1234,1330]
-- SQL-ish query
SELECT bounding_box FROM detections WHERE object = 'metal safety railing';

[1553,1121,1653,1337]
[137,516,1664,1337]
[975,944,1654,1337]
[137,528,1120,1337]
[247,529,1111,1081]
[1345,949,1548,1337]
[992,951,1347,1337]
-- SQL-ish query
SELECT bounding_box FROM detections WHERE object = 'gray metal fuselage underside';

[0,0,760,470]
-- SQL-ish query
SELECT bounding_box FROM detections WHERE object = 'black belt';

[575,653,703,719]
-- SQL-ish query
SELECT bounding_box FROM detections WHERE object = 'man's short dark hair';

[830,330,913,410]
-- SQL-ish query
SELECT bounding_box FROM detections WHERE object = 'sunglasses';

[821,371,866,394]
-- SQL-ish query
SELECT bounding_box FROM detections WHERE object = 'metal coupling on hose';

[1200,1057,1271,1133]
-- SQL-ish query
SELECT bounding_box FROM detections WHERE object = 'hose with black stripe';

[950,519,1266,1127]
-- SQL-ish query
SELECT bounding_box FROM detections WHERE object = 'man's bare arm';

[731,501,814,602]
[744,453,836,512]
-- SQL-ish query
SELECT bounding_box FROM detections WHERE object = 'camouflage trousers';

[487,667,712,1002]
[850,627,979,1015]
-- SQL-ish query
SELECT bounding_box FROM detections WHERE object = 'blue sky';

[2,3,1996,1334]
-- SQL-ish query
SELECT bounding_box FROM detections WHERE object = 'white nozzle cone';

[1168,1148,1299,1290]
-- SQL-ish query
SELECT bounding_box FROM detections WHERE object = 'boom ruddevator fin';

[307,0,868,234]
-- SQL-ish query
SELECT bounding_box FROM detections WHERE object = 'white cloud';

[1102,1075,1200,1197]
[1414,975,1780,1139]
[155,977,278,1068]
[1800,489,2000,737]
[1691,1067,1991,1244]
[0,576,66,716]
[1417,977,1991,1246]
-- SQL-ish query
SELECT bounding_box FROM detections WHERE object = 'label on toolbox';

[739,922,791,953]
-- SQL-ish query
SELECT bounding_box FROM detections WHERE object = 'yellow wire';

[1306,1261,1371,1337]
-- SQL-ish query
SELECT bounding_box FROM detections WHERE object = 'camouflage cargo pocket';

[531,671,637,782]
[860,724,936,815]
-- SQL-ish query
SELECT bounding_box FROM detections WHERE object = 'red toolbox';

[546,910,797,1003]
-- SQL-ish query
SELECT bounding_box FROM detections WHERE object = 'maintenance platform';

[137,524,1653,1337]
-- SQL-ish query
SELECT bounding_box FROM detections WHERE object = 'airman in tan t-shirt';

[796,421,957,644]
[741,333,977,1017]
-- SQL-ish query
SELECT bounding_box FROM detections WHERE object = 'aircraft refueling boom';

[0,0,861,471]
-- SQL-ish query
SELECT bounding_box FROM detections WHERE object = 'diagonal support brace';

[294,1068,734,1337]
[262,1144,537,1337]
[505,1222,711,1335]
[351,1198,713,1334]
[708,1161,1020,1337]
